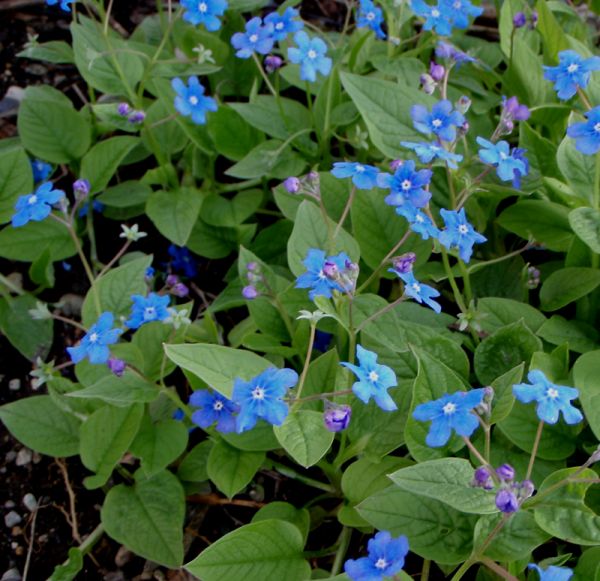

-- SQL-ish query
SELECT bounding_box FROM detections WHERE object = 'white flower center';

[318,269,327,280]
[355,164,365,172]
[546,387,559,399]
[213,400,224,411]
[594,122,600,133]
[28,195,38,205]
[308,49,317,59]
[276,22,284,29]
[144,306,156,319]
[453,1,461,8]
[431,8,440,17]
[412,282,421,293]
[368,370,379,382]
[89,332,99,343]
[249,34,259,43]
[366,11,375,20]
[458,224,469,235]
[499,151,508,160]
[189,95,199,105]
[252,386,266,400]
[415,214,424,223]
[432,118,443,128]
[198,2,207,12]
[567,63,579,73]
[401,179,412,191]
[443,402,457,415]
[374,558,388,570]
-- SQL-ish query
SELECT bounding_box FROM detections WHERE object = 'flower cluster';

[296,249,358,300]
[410,0,482,37]
[242,261,264,300]
[356,0,385,39]
[181,0,228,31]
[345,531,409,581]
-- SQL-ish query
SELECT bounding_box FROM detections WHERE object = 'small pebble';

[4,501,15,509]
[1,567,22,581]
[5,451,16,463]
[15,449,32,467]
[22,494,36,512]
[115,546,133,567]
[4,512,21,527]
[8,379,20,391]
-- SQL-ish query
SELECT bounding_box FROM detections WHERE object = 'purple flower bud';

[391,252,416,274]
[246,262,258,272]
[323,261,339,279]
[117,103,131,116]
[457,96,472,115]
[73,179,90,198]
[513,12,526,28]
[518,479,535,500]
[429,61,445,82]
[496,464,515,482]
[420,73,436,95]
[436,41,455,59]
[472,466,494,490]
[389,159,403,171]
[128,110,146,124]
[166,274,179,286]
[307,171,319,182]
[107,357,126,378]
[172,283,189,297]
[344,259,359,273]
[503,96,530,121]
[283,177,301,194]
[323,405,352,432]
[495,489,519,513]
[242,285,259,299]
[530,11,538,27]
[264,55,283,73]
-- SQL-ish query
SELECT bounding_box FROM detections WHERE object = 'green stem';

[463,436,495,474]
[441,249,467,313]
[355,295,406,333]
[594,153,600,268]
[98,240,131,278]
[526,420,544,481]
[421,559,431,581]
[334,186,356,238]
[458,259,473,305]
[252,53,278,98]
[160,387,193,419]
[331,527,352,576]
[479,557,519,581]
[270,460,336,493]
[293,322,317,409]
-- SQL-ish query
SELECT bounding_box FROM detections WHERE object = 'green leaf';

[0,145,33,224]
[185,519,310,581]
[18,40,74,64]
[225,140,306,180]
[572,350,600,440]
[177,440,213,482]
[146,188,203,246]
[102,469,185,567]
[389,458,497,514]
[489,363,524,424]
[504,36,544,105]
[98,181,152,208]
[575,547,600,581]
[340,72,433,157]
[273,410,334,468]
[535,0,570,62]
[557,131,595,204]
[0,395,80,457]
[540,267,600,311]
[80,136,140,195]
[251,502,310,544]
[207,106,262,161]
[81,254,152,327]
[533,467,600,545]
[49,548,83,581]
[478,297,546,334]
[80,403,144,489]
[17,86,91,163]
[164,343,271,398]
[537,315,599,354]
[221,421,281,452]
[207,440,265,498]
[569,207,600,254]
[474,320,542,385]
[202,190,263,227]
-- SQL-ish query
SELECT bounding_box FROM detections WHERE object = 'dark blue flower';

[344,531,409,581]
[528,564,573,581]
[172,76,217,125]
[413,388,486,447]
[543,50,600,100]
[410,0,454,35]
[46,0,73,11]
[168,245,199,278]
[231,17,275,59]
[393,270,442,313]
[477,137,528,184]
[314,330,333,352]
[190,390,238,433]
[287,31,332,82]
[181,0,227,31]
[440,0,482,29]
[126,293,171,329]
[513,370,583,425]
[567,106,600,155]
[341,345,398,411]
[495,489,519,513]
[296,249,351,300]
[331,162,379,190]
[438,208,487,263]
[12,182,64,228]
[232,367,298,433]
[66,312,122,365]
[400,141,463,168]
[357,0,386,39]
[411,99,465,143]
[377,160,432,208]
[264,7,303,42]
[30,159,52,183]
[510,148,529,189]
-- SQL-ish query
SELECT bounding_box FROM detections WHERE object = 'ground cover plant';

[1,0,600,579]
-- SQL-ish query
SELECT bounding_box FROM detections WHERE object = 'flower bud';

[389,159,403,171]
[73,179,90,198]
[456,95,472,115]
[429,61,445,82]
[242,285,259,299]
[530,11,538,27]
[496,464,515,482]
[172,283,189,297]
[420,73,436,95]
[519,479,535,500]
[264,55,283,73]
[128,110,146,124]
[495,489,519,513]
[283,177,301,194]
[166,274,179,286]
[117,103,131,116]
[513,12,526,28]
[246,262,258,272]
[472,466,494,490]
[107,357,126,378]
[323,405,352,432]
[391,252,416,274]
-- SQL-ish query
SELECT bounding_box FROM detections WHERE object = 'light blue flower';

[411,99,465,143]
[438,208,487,263]
[295,249,350,300]
[190,390,239,433]
[287,31,332,82]
[341,345,398,411]
[413,389,486,447]
[126,293,171,329]
[231,17,275,59]
[172,76,217,125]
[528,564,573,581]
[406,209,440,240]
[181,0,228,31]
[567,106,600,155]
[543,50,600,101]
[410,0,454,35]
[393,270,441,313]
[357,0,386,39]
[46,0,73,11]
[66,312,122,365]
[12,182,64,228]
[440,0,482,29]
[400,141,463,169]
[477,137,528,183]
[378,160,432,208]
[232,367,298,433]
[513,370,583,425]
[30,159,52,183]
[331,162,379,189]
[264,7,303,42]
[344,531,409,581]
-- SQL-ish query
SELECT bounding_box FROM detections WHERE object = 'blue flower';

[190,390,238,433]
[357,0,386,39]
[341,345,398,411]
[476,137,528,184]
[510,148,529,189]
[296,249,350,300]
[126,293,171,329]
[400,141,463,169]
[513,370,583,425]
[264,7,303,42]
[407,210,440,240]
[543,50,600,100]
[410,0,454,35]
[46,0,73,11]
[66,312,122,365]
[567,106,600,155]
[438,208,487,263]
[30,159,52,183]
[411,100,465,142]
[344,531,409,581]
[172,76,217,125]
[413,389,486,447]
[392,270,442,313]
[232,367,298,433]
[181,0,227,31]
[528,564,573,581]
[435,41,476,65]
[288,31,332,82]
[314,330,333,352]
[12,182,64,228]
[231,17,275,59]
[78,200,105,218]
[378,160,432,208]
[440,0,482,29]
[168,245,198,278]
[331,162,379,190]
